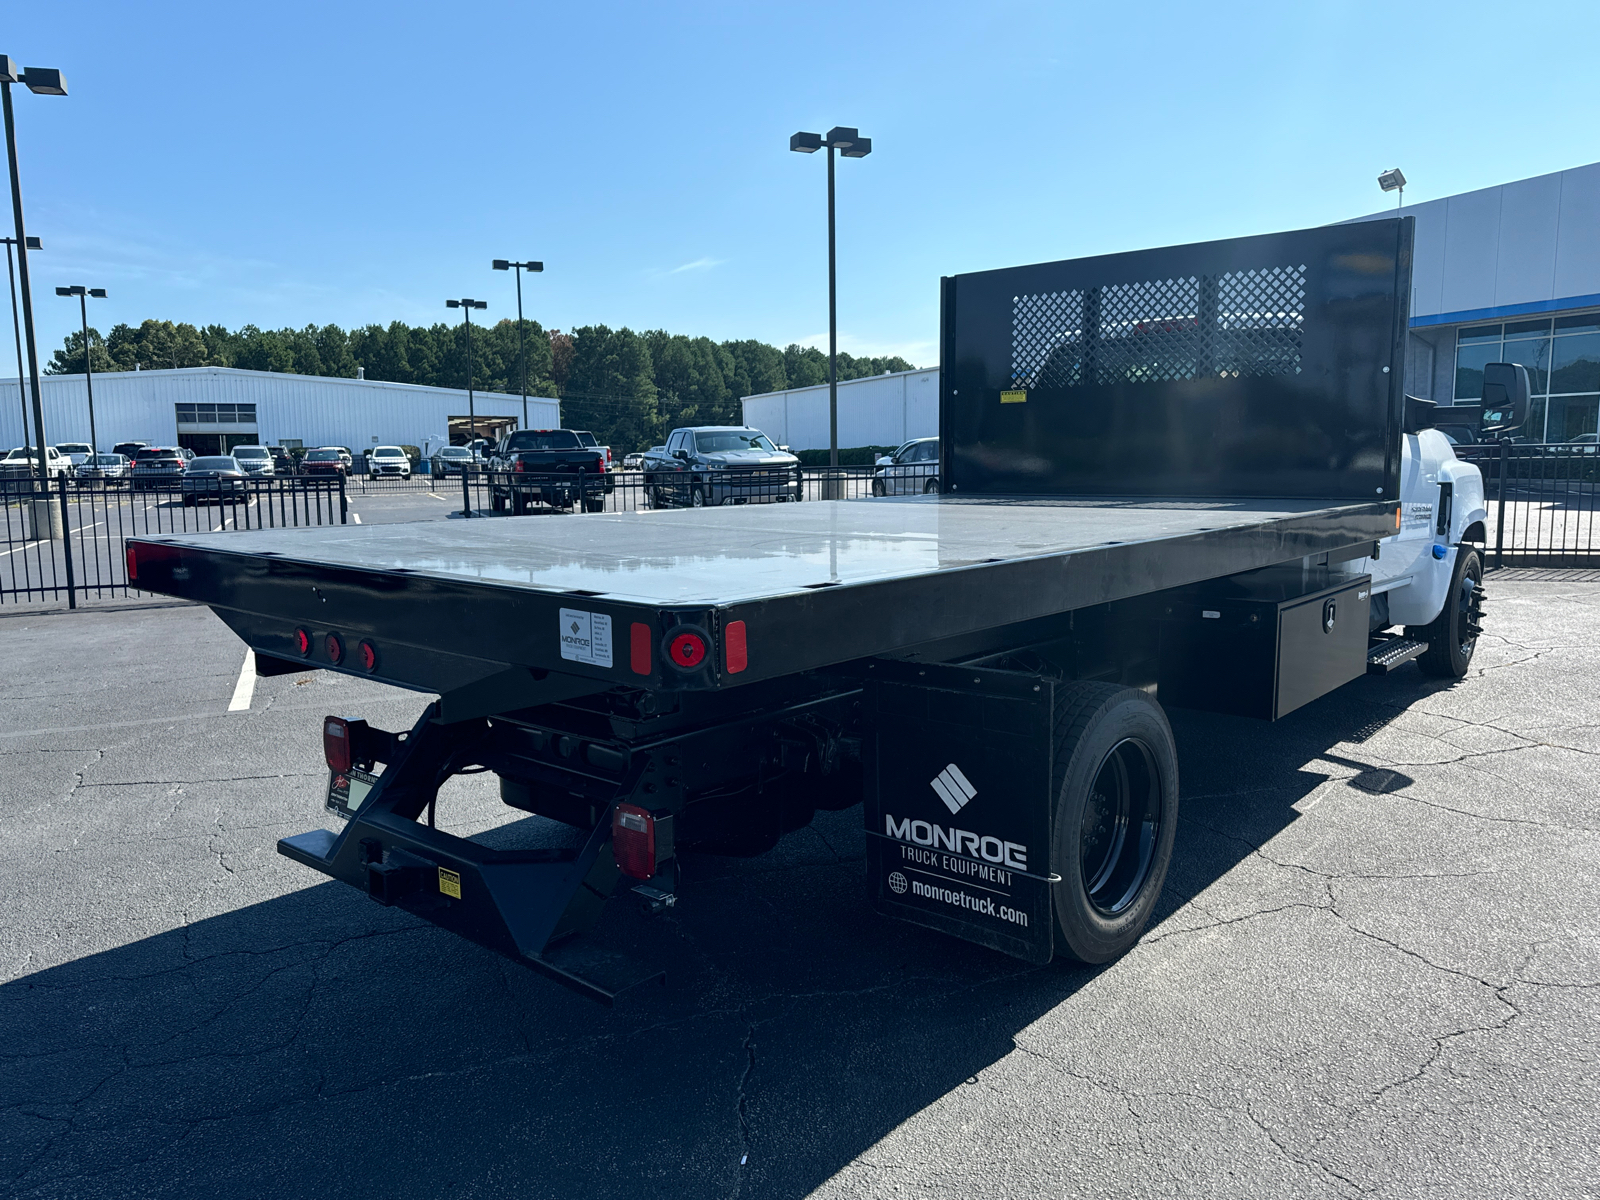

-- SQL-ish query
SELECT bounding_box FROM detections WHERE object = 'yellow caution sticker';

[438,867,462,899]
[1000,389,1027,404]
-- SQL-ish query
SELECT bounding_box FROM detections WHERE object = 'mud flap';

[864,661,1056,964]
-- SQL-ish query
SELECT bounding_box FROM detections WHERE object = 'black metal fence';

[431,465,879,516]
[1454,442,1600,568]
[0,475,345,607]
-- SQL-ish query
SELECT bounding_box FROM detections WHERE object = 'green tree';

[232,326,294,373]
[722,339,788,403]
[564,325,658,452]
[45,327,117,374]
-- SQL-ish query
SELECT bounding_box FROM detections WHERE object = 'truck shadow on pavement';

[1,672,1448,1200]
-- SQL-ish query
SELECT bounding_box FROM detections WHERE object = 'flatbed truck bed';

[127,218,1502,1002]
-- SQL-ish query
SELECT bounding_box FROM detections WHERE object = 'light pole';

[791,125,872,474]
[2,57,67,495]
[446,297,487,448]
[492,259,543,430]
[3,233,39,452]
[55,285,106,452]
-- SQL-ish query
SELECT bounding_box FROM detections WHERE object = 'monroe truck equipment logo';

[884,813,1027,870]
[930,762,976,814]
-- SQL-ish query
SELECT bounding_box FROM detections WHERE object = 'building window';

[175,403,257,426]
[1454,313,1600,442]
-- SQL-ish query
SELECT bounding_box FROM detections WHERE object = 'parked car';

[573,430,613,469]
[230,445,276,477]
[112,440,148,461]
[0,445,70,482]
[181,456,248,505]
[300,448,350,477]
[368,445,412,478]
[641,426,800,508]
[56,442,94,473]
[76,453,130,484]
[871,437,941,495]
[131,446,188,491]
[270,447,296,474]
[621,452,646,470]
[179,447,196,462]
[465,438,497,461]
[486,429,613,514]
[429,446,476,477]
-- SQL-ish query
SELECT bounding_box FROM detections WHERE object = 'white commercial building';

[0,366,558,457]
[740,367,938,452]
[746,161,1600,448]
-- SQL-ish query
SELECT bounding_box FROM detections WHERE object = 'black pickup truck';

[486,429,613,514]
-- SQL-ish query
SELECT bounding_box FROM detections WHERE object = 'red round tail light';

[359,640,377,672]
[325,632,344,665]
[294,628,311,656]
[667,629,708,670]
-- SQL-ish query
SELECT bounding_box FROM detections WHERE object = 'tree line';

[46,318,917,451]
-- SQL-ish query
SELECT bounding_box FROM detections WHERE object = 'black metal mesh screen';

[1011,264,1307,389]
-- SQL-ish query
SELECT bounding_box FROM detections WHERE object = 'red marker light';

[359,640,377,672]
[125,544,138,580]
[667,630,707,669]
[325,632,344,665]
[323,716,352,773]
[630,622,652,675]
[725,621,747,674]
[294,628,311,656]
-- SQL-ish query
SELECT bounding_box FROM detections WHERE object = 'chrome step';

[1367,637,1428,674]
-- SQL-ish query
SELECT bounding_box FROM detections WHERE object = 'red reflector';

[294,628,311,656]
[359,640,377,672]
[612,803,656,880]
[725,621,747,674]
[630,622,652,675]
[324,716,352,773]
[667,630,707,670]
[125,544,138,580]
[325,633,343,665]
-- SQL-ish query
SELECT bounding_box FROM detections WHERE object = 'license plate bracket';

[326,766,378,820]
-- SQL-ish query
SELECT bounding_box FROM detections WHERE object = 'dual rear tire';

[1050,683,1179,964]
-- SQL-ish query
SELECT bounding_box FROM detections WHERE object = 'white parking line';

[227,647,256,712]
[352,512,362,524]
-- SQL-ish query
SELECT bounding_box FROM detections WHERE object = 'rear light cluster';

[294,627,378,672]
[612,803,673,880]
[633,623,749,676]
[324,716,352,773]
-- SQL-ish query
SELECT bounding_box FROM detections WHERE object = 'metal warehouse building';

[1,366,558,457]
[745,160,1600,448]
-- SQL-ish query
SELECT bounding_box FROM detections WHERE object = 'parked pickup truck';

[641,425,800,507]
[487,428,613,514]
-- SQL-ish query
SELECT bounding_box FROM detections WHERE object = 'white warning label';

[558,608,613,668]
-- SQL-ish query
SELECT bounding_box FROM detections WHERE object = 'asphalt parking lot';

[1,580,1595,1198]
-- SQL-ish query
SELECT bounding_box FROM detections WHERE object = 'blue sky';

[8,0,1600,371]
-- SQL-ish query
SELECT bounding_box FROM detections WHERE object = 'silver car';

[230,445,276,477]
[871,437,940,495]
[76,453,130,484]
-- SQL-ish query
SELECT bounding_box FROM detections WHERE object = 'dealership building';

[0,366,558,457]
[745,160,1600,448]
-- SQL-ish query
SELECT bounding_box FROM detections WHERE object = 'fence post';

[339,473,348,525]
[58,474,77,610]
[1494,438,1508,569]
[461,465,473,517]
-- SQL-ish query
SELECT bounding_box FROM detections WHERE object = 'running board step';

[1367,637,1428,674]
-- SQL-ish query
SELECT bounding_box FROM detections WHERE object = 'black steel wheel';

[1412,548,1484,679]
[871,477,886,497]
[1050,682,1178,964]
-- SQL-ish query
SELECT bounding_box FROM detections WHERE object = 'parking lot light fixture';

[447,298,488,447]
[2,55,69,494]
[1378,167,1406,209]
[492,259,544,430]
[791,124,873,471]
[56,283,107,453]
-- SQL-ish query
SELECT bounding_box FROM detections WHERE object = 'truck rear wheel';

[1050,682,1178,964]
[1411,547,1483,679]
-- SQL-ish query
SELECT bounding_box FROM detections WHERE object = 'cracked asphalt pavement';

[1,581,1596,1198]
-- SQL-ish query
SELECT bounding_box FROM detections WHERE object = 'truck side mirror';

[1480,362,1531,437]
[673,449,689,461]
